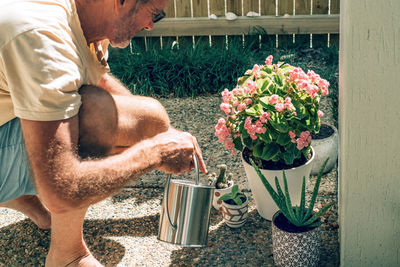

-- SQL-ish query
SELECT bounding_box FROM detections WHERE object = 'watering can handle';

[165,154,200,230]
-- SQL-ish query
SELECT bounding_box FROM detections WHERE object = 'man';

[0,0,207,266]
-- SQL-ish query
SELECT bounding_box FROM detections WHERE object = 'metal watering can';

[158,155,214,247]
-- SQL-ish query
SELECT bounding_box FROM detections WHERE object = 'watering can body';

[158,155,214,247]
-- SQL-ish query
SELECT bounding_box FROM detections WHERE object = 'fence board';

[175,0,192,48]
[193,0,209,47]
[243,0,259,15]
[165,0,176,18]
[330,0,340,47]
[278,0,294,47]
[295,0,311,48]
[312,0,329,47]
[260,0,277,47]
[210,0,226,16]
[210,0,226,47]
[226,0,241,15]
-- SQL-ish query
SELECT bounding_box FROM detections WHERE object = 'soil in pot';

[274,211,319,233]
[242,147,312,170]
[222,193,247,205]
[311,124,334,140]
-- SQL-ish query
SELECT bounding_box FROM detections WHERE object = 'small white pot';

[311,124,338,175]
[220,194,249,228]
[242,147,314,220]
[212,182,234,210]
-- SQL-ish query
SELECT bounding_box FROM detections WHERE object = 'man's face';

[110,0,168,48]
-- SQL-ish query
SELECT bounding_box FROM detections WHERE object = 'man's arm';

[20,116,200,214]
[98,73,132,96]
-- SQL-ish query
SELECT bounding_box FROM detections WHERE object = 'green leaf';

[233,137,243,151]
[250,159,283,209]
[237,75,251,86]
[282,152,295,165]
[305,158,329,219]
[233,195,243,206]
[282,171,299,225]
[274,177,289,215]
[253,143,264,158]
[269,113,289,133]
[262,143,280,161]
[256,78,268,91]
[245,107,258,116]
[231,184,239,197]
[273,74,283,86]
[303,202,334,226]
[276,132,291,146]
[299,176,306,222]
[218,194,232,201]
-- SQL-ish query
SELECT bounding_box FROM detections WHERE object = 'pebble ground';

[0,96,339,266]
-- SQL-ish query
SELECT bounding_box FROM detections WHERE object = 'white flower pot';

[212,182,234,210]
[220,194,249,228]
[311,123,338,175]
[272,210,321,267]
[241,147,314,220]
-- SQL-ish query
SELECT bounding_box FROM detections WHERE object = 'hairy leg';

[78,85,170,156]
[0,195,51,229]
[45,207,103,267]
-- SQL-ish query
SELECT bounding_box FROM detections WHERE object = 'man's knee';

[78,85,118,158]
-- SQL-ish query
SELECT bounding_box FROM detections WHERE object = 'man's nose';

[143,21,154,31]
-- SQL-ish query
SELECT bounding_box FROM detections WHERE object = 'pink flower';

[285,97,292,103]
[237,103,247,111]
[318,110,324,118]
[245,98,253,105]
[224,139,235,151]
[289,67,308,82]
[221,88,233,103]
[233,100,240,107]
[296,131,311,150]
[275,103,285,112]
[318,79,330,96]
[252,64,262,77]
[265,55,273,65]
[215,120,231,143]
[269,94,279,104]
[220,103,231,115]
[260,112,271,123]
[288,130,296,139]
[232,87,244,96]
[215,118,226,130]
[246,80,258,94]
[307,70,320,83]
[250,134,257,140]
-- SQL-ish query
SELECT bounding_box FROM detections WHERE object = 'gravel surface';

[0,95,339,266]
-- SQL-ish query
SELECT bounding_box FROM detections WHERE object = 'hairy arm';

[20,116,199,214]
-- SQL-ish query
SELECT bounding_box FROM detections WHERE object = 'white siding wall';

[339,0,400,265]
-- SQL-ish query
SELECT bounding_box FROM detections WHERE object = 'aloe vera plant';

[250,158,334,228]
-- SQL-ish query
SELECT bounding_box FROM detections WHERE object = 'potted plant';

[215,55,330,220]
[208,164,234,210]
[251,158,333,267]
[218,184,249,228]
[310,123,338,175]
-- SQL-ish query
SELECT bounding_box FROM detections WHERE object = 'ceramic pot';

[272,211,321,267]
[212,182,234,210]
[241,147,314,220]
[311,123,338,175]
[220,193,249,228]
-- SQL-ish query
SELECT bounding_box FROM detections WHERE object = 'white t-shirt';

[0,0,109,126]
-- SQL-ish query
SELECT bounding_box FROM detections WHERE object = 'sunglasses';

[153,10,166,23]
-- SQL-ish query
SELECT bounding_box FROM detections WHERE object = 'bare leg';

[0,195,51,229]
[46,208,103,267]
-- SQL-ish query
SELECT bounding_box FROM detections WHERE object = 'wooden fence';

[133,0,340,50]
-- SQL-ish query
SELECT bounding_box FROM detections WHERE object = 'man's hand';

[152,128,207,174]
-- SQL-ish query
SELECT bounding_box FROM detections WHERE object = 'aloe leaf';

[234,196,243,206]
[218,194,232,201]
[282,171,299,225]
[303,202,334,226]
[299,176,306,223]
[305,158,329,219]
[250,159,282,209]
[274,177,288,215]
[231,184,239,197]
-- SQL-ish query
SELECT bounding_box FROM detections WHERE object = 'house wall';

[339,0,400,265]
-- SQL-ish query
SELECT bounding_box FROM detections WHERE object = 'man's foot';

[0,195,51,229]
[46,252,103,267]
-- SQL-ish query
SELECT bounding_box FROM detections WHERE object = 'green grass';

[108,36,339,122]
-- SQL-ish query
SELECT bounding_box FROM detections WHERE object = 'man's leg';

[0,195,51,229]
[45,85,170,266]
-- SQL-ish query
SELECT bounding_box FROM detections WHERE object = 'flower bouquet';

[215,55,329,169]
